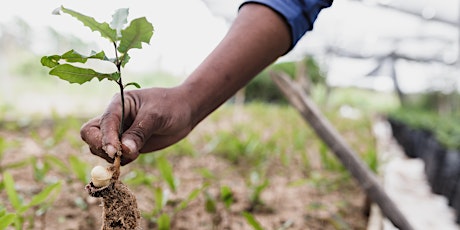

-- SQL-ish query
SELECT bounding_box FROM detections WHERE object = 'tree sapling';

[41,6,154,229]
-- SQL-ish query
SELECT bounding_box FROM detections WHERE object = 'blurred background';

[0,0,459,229]
[0,0,458,116]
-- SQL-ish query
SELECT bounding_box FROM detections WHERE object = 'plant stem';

[113,42,125,141]
[117,78,125,140]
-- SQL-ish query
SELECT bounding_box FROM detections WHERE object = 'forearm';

[180,4,291,126]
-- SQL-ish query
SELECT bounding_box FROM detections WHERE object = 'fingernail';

[103,144,117,158]
[122,139,137,154]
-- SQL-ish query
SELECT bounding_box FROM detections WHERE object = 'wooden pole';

[271,72,414,230]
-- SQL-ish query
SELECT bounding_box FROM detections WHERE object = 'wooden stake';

[271,72,414,230]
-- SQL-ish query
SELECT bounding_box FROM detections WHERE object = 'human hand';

[80,87,194,165]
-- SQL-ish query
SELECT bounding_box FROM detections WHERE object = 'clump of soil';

[85,155,140,230]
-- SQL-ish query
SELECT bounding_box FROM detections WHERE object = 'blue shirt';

[240,0,333,50]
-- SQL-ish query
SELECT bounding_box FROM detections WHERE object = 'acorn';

[90,165,113,188]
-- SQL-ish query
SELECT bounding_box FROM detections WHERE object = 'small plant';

[0,207,16,230]
[41,5,154,229]
[242,211,264,230]
[2,172,62,230]
[246,171,271,213]
[219,185,234,210]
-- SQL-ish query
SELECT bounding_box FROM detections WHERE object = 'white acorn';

[90,165,113,188]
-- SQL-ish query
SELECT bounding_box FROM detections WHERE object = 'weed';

[242,211,264,230]
[247,171,271,213]
[156,154,178,193]
[157,213,171,230]
[220,185,234,210]
[2,172,61,229]
[69,155,90,184]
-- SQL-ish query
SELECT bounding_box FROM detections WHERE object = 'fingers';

[80,117,114,164]
[119,143,139,166]
[82,92,144,165]
[81,88,193,165]
[80,94,125,163]
[99,94,124,158]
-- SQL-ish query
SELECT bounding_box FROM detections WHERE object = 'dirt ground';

[0,117,369,230]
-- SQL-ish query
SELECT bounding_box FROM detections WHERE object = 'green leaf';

[69,155,90,183]
[89,50,109,60]
[175,188,201,212]
[111,8,129,38]
[3,172,21,211]
[41,55,61,68]
[157,213,171,230]
[204,191,217,214]
[120,53,130,67]
[153,187,168,214]
[44,155,70,174]
[156,156,177,192]
[61,50,88,63]
[220,186,234,209]
[242,212,264,230]
[2,158,33,171]
[0,213,16,230]
[31,157,50,182]
[28,182,62,207]
[118,17,153,54]
[60,6,117,42]
[41,50,111,70]
[49,64,119,84]
[124,82,141,89]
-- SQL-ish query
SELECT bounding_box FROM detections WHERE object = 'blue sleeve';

[240,0,333,50]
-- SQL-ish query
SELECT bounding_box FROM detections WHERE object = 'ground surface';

[0,105,369,230]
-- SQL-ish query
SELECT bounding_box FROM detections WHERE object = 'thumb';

[120,113,157,157]
[119,139,140,165]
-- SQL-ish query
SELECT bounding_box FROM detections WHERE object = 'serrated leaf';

[120,53,130,67]
[118,17,153,54]
[89,50,109,60]
[60,6,117,42]
[41,55,61,68]
[124,82,141,89]
[49,64,119,84]
[111,8,129,38]
[41,50,111,71]
[61,50,87,63]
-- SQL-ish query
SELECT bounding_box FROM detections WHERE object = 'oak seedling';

[41,6,154,229]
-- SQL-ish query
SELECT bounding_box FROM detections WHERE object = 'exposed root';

[85,153,140,230]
